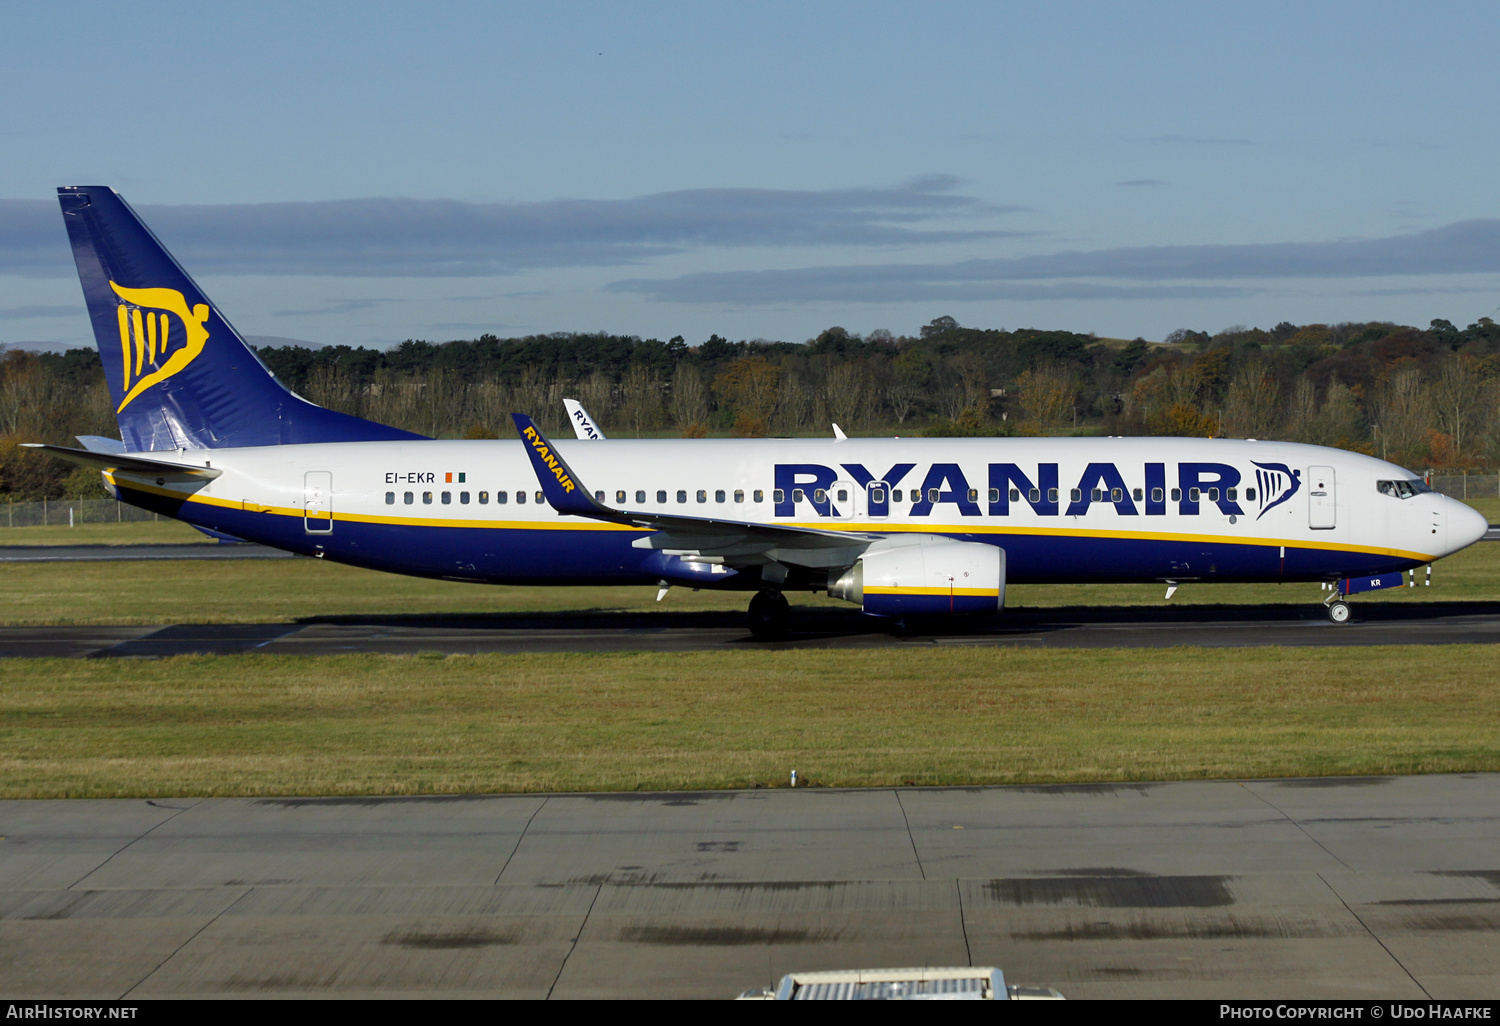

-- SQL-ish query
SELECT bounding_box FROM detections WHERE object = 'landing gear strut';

[748,589,790,640]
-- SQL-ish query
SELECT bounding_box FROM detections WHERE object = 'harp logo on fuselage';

[1251,461,1301,520]
[109,282,211,413]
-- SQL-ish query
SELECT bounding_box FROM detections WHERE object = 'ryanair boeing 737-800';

[25,187,1489,637]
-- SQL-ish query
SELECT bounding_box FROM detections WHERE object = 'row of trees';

[5,314,1500,499]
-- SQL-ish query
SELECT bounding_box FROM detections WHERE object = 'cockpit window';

[1377,479,1429,499]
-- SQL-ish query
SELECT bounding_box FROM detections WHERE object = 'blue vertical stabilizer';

[57,187,427,451]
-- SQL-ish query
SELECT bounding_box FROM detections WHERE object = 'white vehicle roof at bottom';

[735,966,1065,1000]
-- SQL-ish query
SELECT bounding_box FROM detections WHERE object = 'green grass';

[3,646,1498,798]
[1,500,1495,798]
[2,526,1495,626]
[0,520,212,545]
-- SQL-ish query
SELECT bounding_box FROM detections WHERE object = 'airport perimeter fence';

[2,499,162,528]
[0,475,1496,530]
[1429,474,1500,500]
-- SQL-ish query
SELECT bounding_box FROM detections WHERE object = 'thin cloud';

[0,178,1022,279]
[608,220,1500,304]
[608,267,1259,305]
[272,298,403,317]
[0,303,81,320]
[1148,134,1256,146]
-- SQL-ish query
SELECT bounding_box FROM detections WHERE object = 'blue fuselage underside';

[122,485,1423,588]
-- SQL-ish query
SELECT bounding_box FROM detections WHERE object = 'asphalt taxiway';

[3,601,1500,658]
[2,775,1498,998]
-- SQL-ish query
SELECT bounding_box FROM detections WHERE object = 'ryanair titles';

[522,425,578,494]
[775,461,1301,519]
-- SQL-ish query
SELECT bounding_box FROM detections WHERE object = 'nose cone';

[1445,497,1490,553]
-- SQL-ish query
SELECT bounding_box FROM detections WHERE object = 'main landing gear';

[748,589,790,641]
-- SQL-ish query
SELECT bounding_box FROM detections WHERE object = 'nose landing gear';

[748,589,790,640]
[1323,584,1351,624]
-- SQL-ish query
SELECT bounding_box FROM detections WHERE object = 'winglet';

[511,413,609,517]
[563,398,607,439]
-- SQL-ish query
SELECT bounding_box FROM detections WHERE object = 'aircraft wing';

[512,414,876,566]
[21,443,222,479]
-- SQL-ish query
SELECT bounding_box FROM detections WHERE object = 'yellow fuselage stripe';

[865,586,998,596]
[105,474,1438,562]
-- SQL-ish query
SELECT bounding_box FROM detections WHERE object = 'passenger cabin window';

[1152,488,1164,503]
[496,491,507,504]
[1189,488,1200,501]
[967,489,979,503]
[1170,488,1181,502]
[772,489,784,503]
[813,488,827,504]
[516,491,526,504]
[1090,488,1102,502]
[423,492,433,504]
[1245,488,1256,501]
[716,490,726,502]
[657,490,667,503]
[696,489,707,503]
[734,490,744,502]
[754,490,764,503]
[1111,488,1122,502]
[1227,488,1237,501]
[871,487,886,503]
[1010,488,1020,502]
[677,490,688,503]
[460,491,470,504]
[1047,488,1058,502]
[988,488,1000,503]
[404,491,414,504]
[1071,489,1082,502]
[928,488,939,502]
[534,491,544,505]
[385,492,395,505]
[1132,488,1143,501]
[479,491,489,504]
[836,488,848,502]
[441,491,451,504]
[617,490,627,503]
[636,490,647,504]
[792,488,804,502]
[892,490,902,502]
[1207,488,1218,502]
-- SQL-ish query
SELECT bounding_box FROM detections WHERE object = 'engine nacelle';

[828,538,1005,616]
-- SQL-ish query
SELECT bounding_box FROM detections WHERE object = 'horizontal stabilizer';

[21,443,222,479]
[75,435,126,454]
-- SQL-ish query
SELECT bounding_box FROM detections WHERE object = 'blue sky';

[3,0,1498,350]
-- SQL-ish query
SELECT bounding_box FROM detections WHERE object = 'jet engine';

[827,538,1005,616]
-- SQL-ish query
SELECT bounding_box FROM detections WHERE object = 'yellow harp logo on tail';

[109,282,211,413]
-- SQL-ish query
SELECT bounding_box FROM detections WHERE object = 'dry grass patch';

[2,646,1498,798]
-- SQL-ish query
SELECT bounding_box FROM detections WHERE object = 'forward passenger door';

[1308,466,1335,530]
